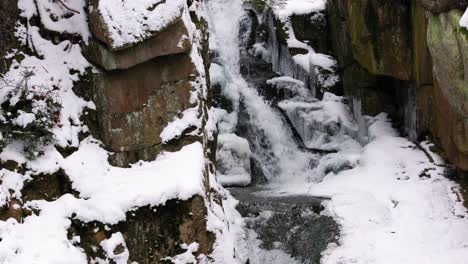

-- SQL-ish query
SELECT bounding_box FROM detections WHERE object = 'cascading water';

[206,0,340,263]
[207,0,319,187]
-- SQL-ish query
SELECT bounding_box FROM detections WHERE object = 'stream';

[207,0,341,262]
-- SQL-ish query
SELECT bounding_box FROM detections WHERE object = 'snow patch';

[96,0,185,49]
[461,7,468,29]
[100,232,129,264]
[274,0,327,21]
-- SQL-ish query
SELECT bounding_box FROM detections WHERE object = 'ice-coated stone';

[216,133,252,187]
[278,92,360,151]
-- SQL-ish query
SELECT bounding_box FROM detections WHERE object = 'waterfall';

[207,0,319,186]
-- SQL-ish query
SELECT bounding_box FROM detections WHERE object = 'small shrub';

[0,70,61,159]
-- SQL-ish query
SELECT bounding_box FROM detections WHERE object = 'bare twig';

[56,0,80,14]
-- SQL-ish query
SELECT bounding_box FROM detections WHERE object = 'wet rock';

[230,187,339,264]
[0,0,22,74]
[346,0,411,80]
[264,11,317,94]
[411,0,435,136]
[290,12,329,54]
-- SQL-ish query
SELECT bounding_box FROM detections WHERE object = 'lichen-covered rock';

[427,9,468,170]
[416,0,468,14]
[83,20,192,70]
[346,0,411,80]
[427,10,468,117]
[69,196,215,264]
[328,0,468,171]
[92,54,196,165]
[411,0,435,136]
[327,0,354,68]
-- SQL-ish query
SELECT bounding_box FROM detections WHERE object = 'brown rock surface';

[84,20,192,71]
[416,0,468,13]
[93,53,196,158]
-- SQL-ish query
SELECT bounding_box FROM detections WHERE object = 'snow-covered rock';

[88,0,186,50]
[216,134,252,187]
[278,92,359,151]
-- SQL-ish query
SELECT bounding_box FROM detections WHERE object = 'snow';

[274,0,327,21]
[0,22,93,148]
[163,242,200,264]
[293,52,337,73]
[0,141,207,263]
[160,107,201,143]
[313,114,468,264]
[12,111,35,128]
[278,92,359,151]
[216,134,252,187]
[208,1,468,263]
[99,232,129,264]
[250,42,270,60]
[18,0,90,42]
[0,1,218,263]
[96,0,186,49]
[461,7,468,29]
[266,76,311,98]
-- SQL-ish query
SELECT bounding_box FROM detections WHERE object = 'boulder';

[427,9,468,116]
[69,196,215,264]
[290,12,328,54]
[416,0,468,14]
[93,54,196,165]
[83,20,192,70]
[427,9,468,170]
[88,0,185,50]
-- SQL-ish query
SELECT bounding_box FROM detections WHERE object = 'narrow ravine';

[206,0,340,262]
[207,0,468,264]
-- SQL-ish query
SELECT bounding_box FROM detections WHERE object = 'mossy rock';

[427,9,468,117]
[346,0,411,80]
[69,196,215,263]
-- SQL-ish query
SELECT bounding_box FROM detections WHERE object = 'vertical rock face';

[427,9,468,170]
[290,13,329,54]
[1,0,218,262]
[0,0,21,74]
[328,0,468,171]
[416,0,468,13]
[70,196,215,264]
[81,0,217,259]
[347,0,411,80]
[84,1,208,167]
[92,54,196,165]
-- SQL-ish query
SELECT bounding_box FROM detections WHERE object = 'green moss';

[365,3,381,64]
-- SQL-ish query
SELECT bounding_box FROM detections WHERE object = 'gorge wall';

[0,0,221,262]
[245,0,468,174]
[327,0,468,173]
